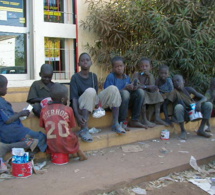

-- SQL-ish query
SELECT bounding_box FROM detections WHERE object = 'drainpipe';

[74,0,79,73]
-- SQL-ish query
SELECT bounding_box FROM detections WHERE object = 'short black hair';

[50,83,68,102]
[137,57,151,66]
[111,56,125,67]
[159,64,169,71]
[40,64,53,74]
[173,74,183,80]
[0,75,7,88]
[79,53,91,62]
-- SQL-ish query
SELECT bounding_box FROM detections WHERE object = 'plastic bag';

[40,97,52,108]
[19,104,33,120]
[92,107,105,118]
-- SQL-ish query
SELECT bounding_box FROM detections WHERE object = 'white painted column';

[32,0,45,80]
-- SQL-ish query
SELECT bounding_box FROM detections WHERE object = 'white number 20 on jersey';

[46,120,70,139]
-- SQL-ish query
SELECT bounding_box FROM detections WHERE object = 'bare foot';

[79,155,88,161]
[197,130,211,138]
[128,120,148,129]
[142,120,156,128]
[71,153,78,158]
[204,125,211,132]
[154,118,169,126]
[78,150,88,161]
[180,131,187,140]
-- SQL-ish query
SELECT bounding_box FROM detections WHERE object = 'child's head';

[111,56,125,76]
[172,74,184,90]
[0,75,8,96]
[159,65,169,80]
[210,78,215,90]
[50,83,68,105]
[78,53,92,70]
[137,57,152,73]
[39,64,53,85]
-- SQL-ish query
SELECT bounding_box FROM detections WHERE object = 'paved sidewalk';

[0,130,215,195]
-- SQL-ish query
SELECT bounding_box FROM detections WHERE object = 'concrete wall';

[77,0,109,83]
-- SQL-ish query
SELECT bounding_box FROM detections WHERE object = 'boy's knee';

[136,89,145,98]
[202,102,213,110]
[85,88,97,97]
[106,85,120,95]
[174,104,184,115]
[174,104,184,112]
[120,90,130,101]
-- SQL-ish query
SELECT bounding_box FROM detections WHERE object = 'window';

[44,0,64,23]
[45,37,66,79]
[0,32,26,74]
[0,0,26,27]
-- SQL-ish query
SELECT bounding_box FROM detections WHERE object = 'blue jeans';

[119,89,144,122]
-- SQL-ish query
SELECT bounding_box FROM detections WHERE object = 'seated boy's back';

[40,101,78,153]
[40,83,87,160]
[40,83,77,153]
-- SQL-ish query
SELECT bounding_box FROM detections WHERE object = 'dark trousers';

[119,89,144,122]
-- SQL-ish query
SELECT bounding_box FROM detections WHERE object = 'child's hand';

[76,114,87,126]
[144,71,151,76]
[132,78,139,90]
[195,102,201,112]
[19,110,30,117]
[126,84,134,91]
[147,85,158,92]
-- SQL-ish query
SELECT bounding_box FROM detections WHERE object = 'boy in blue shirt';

[0,75,47,159]
[104,56,147,130]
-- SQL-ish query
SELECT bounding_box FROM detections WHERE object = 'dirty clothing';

[27,80,54,117]
[104,72,144,122]
[168,88,212,123]
[77,86,121,112]
[0,97,47,152]
[40,103,79,154]
[104,72,131,90]
[157,78,174,94]
[134,72,164,105]
[70,72,121,112]
[174,102,212,123]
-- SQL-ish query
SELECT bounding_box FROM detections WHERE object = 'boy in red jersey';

[40,83,87,161]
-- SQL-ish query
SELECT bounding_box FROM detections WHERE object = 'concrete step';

[5,87,29,103]
[8,100,215,162]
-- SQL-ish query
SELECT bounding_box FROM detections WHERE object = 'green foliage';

[81,0,215,93]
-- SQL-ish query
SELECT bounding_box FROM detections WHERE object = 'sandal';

[78,128,93,142]
[112,124,126,135]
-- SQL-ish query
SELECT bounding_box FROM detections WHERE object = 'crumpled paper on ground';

[189,178,215,195]
[190,156,209,174]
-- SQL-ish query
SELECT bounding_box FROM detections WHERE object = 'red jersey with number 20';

[40,103,78,154]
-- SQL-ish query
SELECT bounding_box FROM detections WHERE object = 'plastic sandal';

[78,128,93,142]
[112,124,126,135]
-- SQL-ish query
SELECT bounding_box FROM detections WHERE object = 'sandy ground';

[0,130,215,195]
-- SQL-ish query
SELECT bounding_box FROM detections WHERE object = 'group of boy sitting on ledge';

[0,53,214,162]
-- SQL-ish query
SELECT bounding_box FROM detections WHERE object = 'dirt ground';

[1,131,215,195]
[146,182,208,195]
[108,182,208,195]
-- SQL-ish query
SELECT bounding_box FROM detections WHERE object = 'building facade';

[0,0,77,83]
